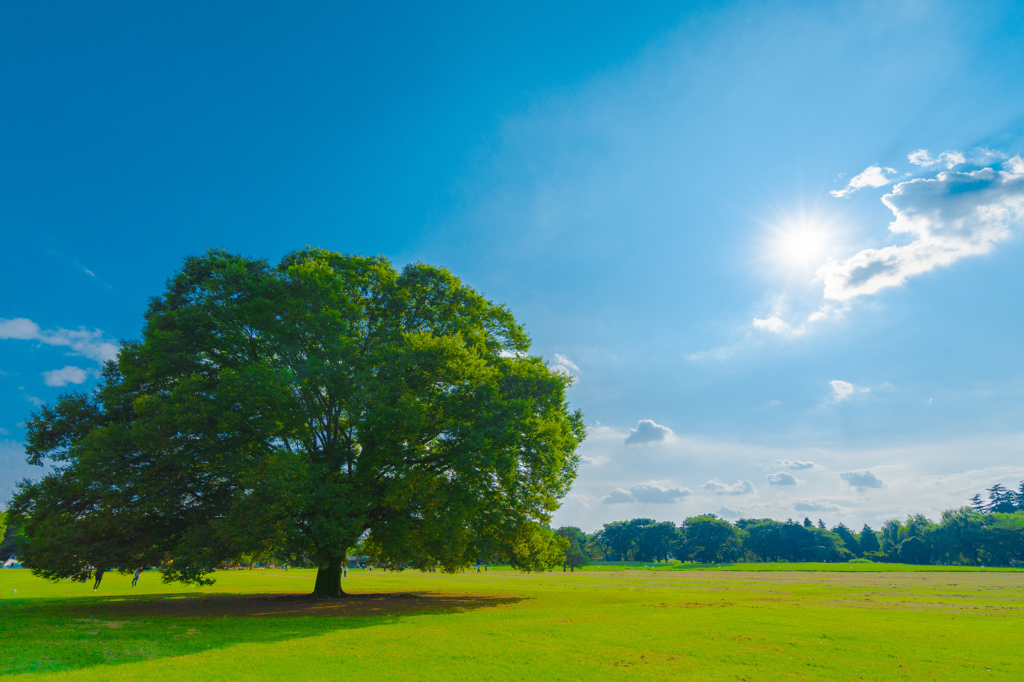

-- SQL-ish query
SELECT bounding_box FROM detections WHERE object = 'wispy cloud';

[0,318,119,364]
[907,149,965,169]
[830,165,897,198]
[794,500,841,512]
[548,353,579,377]
[624,419,672,445]
[773,459,816,470]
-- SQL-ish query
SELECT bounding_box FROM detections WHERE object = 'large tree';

[8,249,585,597]
[676,515,740,563]
[555,526,588,571]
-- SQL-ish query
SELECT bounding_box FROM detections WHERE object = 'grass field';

[2,565,1022,680]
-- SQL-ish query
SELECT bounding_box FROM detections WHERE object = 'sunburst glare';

[760,206,842,277]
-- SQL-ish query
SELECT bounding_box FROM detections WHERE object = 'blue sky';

[3,0,1024,531]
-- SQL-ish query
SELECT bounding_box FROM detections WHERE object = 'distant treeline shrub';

[555,481,1024,567]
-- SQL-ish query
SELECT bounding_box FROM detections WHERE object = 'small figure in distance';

[132,568,142,587]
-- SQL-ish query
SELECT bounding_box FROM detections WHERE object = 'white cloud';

[624,419,672,445]
[42,366,91,387]
[703,478,756,496]
[752,315,798,335]
[766,471,798,486]
[0,318,39,340]
[840,470,884,489]
[794,500,841,512]
[830,165,898,198]
[27,396,44,407]
[773,459,815,470]
[830,380,869,403]
[602,488,635,504]
[602,481,693,504]
[907,149,966,169]
[818,157,1024,302]
[630,483,692,504]
[753,303,841,337]
[831,380,854,403]
[716,506,740,518]
[0,317,119,364]
[548,353,579,377]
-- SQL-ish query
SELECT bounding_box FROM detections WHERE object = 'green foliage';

[971,481,1024,513]
[555,526,589,571]
[831,523,861,556]
[899,536,930,564]
[594,521,633,561]
[8,249,584,594]
[592,518,677,562]
[858,524,880,554]
[676,515,741,563]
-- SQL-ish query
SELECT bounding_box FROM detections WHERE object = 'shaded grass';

[2,566,1022,680]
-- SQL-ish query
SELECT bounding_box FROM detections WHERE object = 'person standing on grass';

[132,568,142,587]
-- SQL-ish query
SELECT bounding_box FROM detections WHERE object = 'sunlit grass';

[2,565,1021,680]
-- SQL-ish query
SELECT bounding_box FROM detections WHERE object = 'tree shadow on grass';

[0,591,526,676]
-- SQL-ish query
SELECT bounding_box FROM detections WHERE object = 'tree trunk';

[312,556,345,598]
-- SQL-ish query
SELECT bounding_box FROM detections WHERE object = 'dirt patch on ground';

[57,591,524,619]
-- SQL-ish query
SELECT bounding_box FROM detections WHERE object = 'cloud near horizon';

[603,482,692,504]
[840,470,884,489]
[703,478,756,496]
[794,500,841,512]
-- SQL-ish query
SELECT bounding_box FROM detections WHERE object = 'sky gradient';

[3,0,1024,531]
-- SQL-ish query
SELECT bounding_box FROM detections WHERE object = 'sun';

[779,226,828,266]
[751,203,842,281]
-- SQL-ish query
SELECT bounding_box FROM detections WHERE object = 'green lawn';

[2,565,1021,680]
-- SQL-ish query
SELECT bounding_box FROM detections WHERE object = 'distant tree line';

[553,481,1024,569]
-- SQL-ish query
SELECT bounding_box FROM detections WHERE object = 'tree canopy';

[8,249,585,596]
